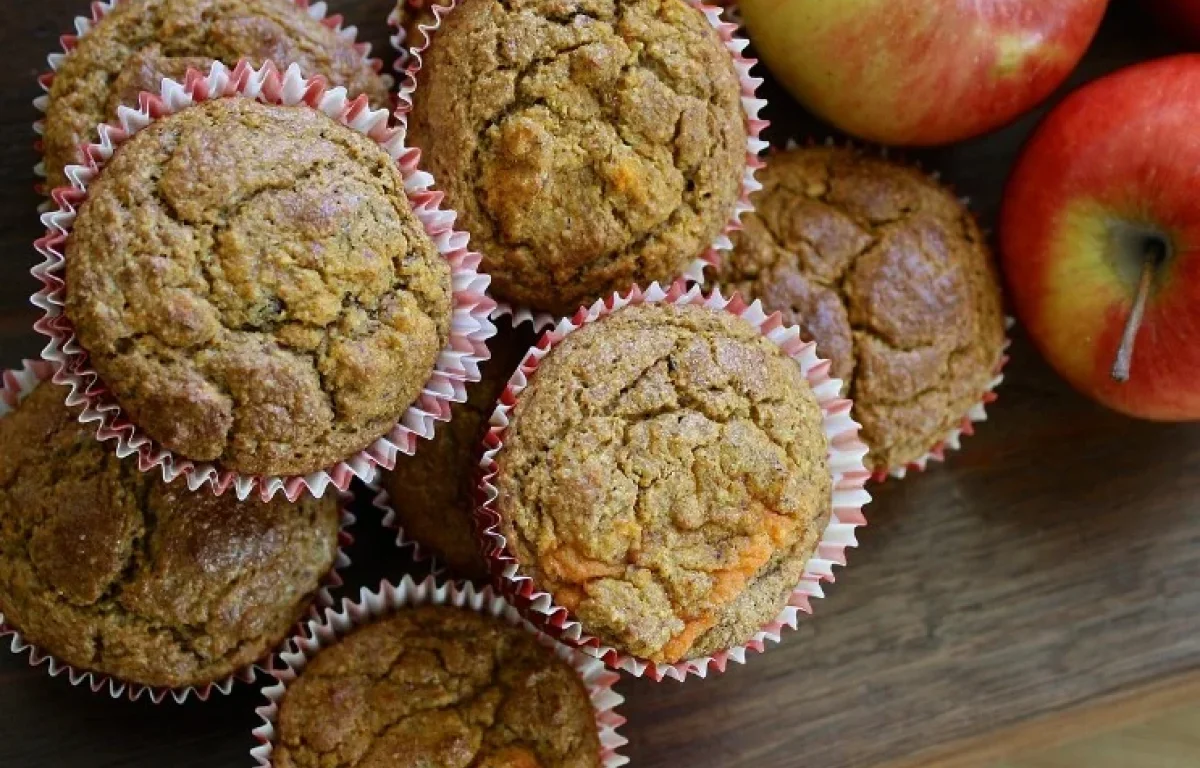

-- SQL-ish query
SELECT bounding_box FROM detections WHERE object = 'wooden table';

[1,2,1198,766]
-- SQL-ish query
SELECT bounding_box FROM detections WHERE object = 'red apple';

[1001,54,1200,421]
[739,0,1109,146]
[1147,0,1200,44]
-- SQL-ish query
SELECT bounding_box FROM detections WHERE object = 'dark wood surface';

[1,2,1198,767]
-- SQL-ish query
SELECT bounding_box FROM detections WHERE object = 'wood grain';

[1,2,1199,767]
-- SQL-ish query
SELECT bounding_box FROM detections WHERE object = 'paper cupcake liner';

[250,575,629,767]
[0,359,357,704]
[392,0,768,332]
[475,281,872,681]
[368,481,446,576]
[32,60,497,503]
[32,0,390,200]
[774,138,1012,482]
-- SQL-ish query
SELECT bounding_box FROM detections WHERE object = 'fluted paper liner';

[368,481,445,576]
[250,575,629,767]
[0,359,354,704]
[392,0,768,331]
[476,282,872,681]
[32,0,390,198]
[32,60,497,502]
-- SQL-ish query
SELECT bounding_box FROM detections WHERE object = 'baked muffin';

[714,146,1006,473]
[42,0,389,190]
[64,96,453,478]
[384,319,537,580]
[494,302,831,664]
[272,605,602,768]
[0,381,341,690]
[407,0,748,315]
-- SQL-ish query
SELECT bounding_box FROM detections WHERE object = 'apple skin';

[1000,55,1200,421]
[740,0,1109,146]
[1147,0,1200,44]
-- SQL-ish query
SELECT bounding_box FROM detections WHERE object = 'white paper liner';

[476,281,872,681]
[391,0,768,332]
[0,359,356,704]
[32,60,497,503]
[251,575,629,767]
[32,0,391,198]
[368,481,446,576]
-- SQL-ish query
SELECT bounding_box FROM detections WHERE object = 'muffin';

[42,0,390,190]
[406,0,749,315]
[63,96,453,478]
[713,146,1007,473]
[0,380,341,691]
[493,302,831,664]
[271,605,603,768]
[384,319,537,580]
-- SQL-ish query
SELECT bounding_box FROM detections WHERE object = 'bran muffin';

[495,302,831,664]
[407,0,748,315]
[0,381,341,690]
[384,319,537,580]
[272,605,602,768]
[714,147,1007,473]
[42,0,389,190]
[64,97,453,478]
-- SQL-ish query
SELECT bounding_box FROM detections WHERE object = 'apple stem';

[1110,254,1158,383]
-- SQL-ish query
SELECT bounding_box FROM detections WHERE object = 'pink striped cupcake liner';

[391,0,768,332]
[31,60,496,503]
[0,359,355,704]
[251,575,629,767]
[476,281,872,682]
[367,481,446,576]
[32,0,390,199]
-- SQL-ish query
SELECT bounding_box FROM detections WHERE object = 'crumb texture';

[409,0,747,314]
[497,303,830,664]
[43,0,390,189]
[385,320,537,580]
[714,147,1007,471]
[65,98,452,476]
[0,382,341,689]
[274,606,601,768]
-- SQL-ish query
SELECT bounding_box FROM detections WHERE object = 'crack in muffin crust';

[273,606,601,768]
[64,98,453,477]
[408,0,748,315]
[0,382,341,690]
[713,147,1007,472]
[42,0,390,191]
[496,303,831,664]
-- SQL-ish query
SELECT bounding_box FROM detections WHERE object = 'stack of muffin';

[4,0,1006,763]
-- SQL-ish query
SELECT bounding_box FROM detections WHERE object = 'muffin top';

[385,319,537,580]
[714,147,1006,472]
[0,381,341,689]
[408,0,747,315]
[273,605,601,768]
[496,302,831,663]
[65,97,453,477]
[43,0,390,190]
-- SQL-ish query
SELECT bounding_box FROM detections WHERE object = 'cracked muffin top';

[0,381,340,689]
[42,0,390,191]
[495,302,831,664]
[272,605,601,768]
[713,147,1006,473]
[407,0,748,316]
[385,319,537,580]
[65,97,453,477]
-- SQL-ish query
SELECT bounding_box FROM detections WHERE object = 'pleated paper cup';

[0,359,356,704]
[251,575,629,767]
[32,60,496,503]
[33,0,390,199]
[367,481,446,577]
[392,0,768,332]
[476,281,872,681]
